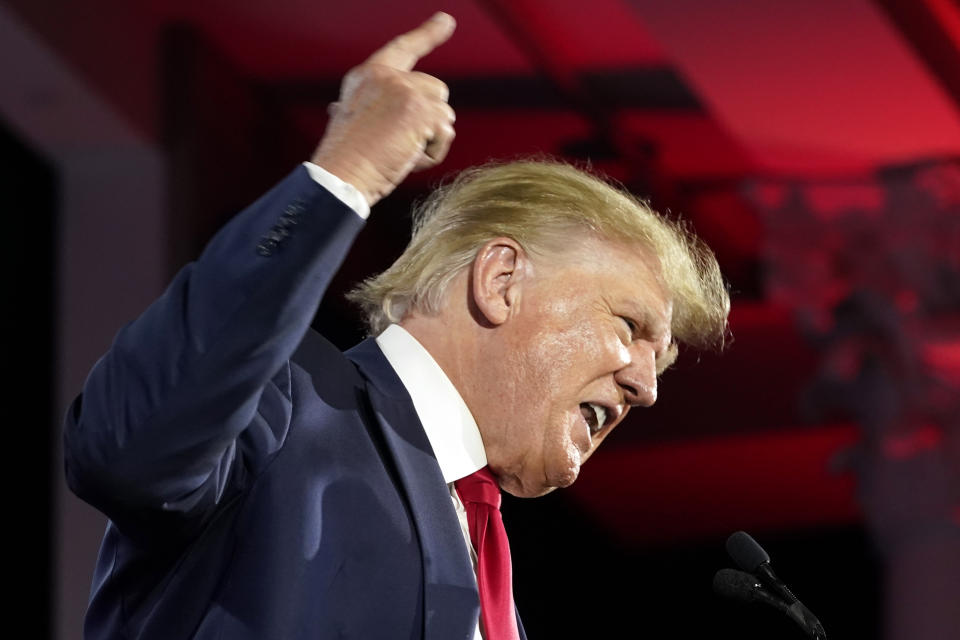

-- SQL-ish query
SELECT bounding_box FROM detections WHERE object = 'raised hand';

[311,12,457,206]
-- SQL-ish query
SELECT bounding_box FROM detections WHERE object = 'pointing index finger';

[366,12,457,72]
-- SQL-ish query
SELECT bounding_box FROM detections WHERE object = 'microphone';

[721,531,828,639]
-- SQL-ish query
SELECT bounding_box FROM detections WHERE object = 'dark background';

[4,1,959,638]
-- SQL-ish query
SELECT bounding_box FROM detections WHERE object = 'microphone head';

[726,530,770,572]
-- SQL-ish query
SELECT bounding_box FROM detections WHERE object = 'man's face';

[477,236,674,498]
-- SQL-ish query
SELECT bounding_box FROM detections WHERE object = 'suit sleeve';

[63,166,366,531]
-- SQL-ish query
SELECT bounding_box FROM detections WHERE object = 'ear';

[471,237,527,326]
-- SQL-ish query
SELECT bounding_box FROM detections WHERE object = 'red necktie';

[454,466,521,640]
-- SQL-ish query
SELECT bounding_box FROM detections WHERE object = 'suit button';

[284,200,306,216]
[257,238,278,256]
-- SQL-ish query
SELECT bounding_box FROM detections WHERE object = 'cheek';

[525,321,606,380]
[505,332,581,430]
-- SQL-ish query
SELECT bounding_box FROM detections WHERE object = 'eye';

[619,316,639,338]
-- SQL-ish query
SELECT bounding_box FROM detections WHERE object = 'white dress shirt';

[377,325,488,640]
[302,162,371,219]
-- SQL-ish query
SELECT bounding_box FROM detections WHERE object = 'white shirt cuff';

[302,161,371,220]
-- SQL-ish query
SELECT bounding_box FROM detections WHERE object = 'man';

[64,12,728,640]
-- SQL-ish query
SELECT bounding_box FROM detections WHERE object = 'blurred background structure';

[3,0,959,638]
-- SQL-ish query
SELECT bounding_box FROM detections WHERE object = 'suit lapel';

[347,339,480,640]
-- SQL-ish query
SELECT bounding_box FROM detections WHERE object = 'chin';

[549,447,584,489]
[498,470,570,499]
[536,464,580,496]
[551,467,579,490]
[502,484,558,499]
[492,453,582,498]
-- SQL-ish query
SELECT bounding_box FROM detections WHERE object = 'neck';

[399,311,479,398]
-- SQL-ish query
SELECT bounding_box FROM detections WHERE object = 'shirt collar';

[375,324,486,483]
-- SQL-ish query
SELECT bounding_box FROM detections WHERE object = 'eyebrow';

[637,305,671,344]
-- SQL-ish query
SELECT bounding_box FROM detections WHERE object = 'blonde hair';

[347,159,729,350]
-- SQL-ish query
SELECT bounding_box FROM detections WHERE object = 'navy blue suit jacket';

[64,167,525,639]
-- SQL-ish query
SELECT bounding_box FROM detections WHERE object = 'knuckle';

[393,74,418,93]
[355,68,417,101]
[436,121,455,138]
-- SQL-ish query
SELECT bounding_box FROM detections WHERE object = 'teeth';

[592,404,606,429]
[589,403,606,433]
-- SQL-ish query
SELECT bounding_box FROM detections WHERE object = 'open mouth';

[579,402,608,436]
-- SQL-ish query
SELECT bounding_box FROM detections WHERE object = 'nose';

[614,341,658,407]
